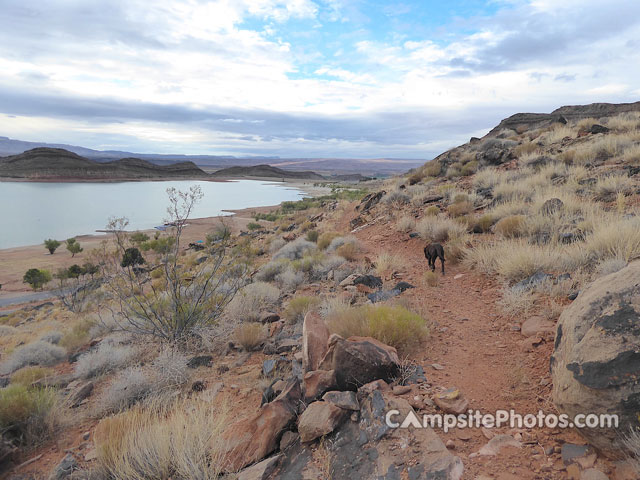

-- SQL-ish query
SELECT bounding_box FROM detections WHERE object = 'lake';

[0,180,305,249]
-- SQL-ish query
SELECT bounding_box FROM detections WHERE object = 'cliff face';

[0,148,208,179]
[486,101,640,137]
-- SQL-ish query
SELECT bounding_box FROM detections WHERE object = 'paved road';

[0,290,57,308]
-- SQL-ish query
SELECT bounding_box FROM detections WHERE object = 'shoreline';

[0,180,331,302]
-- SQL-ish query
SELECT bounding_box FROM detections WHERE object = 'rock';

[262,356,286,377]
[268,320,284,337]
[431,363,445,370]
[302,311,329,373]
[69,382,93,408]
[541,198,564,216]
[187,355,213,368]
[552,261,640,456]
[514,271,553,290]
[48,454,77,480]
[353,274,383,289]
[409,232,420,238]
[356,191,386,213]
[276,338,298,354]
[303,369,337,401]
[561,444,593,466]
[453,273,464,280]
[581,469,610,480]
[322,391,359,411]
[318,335,399,391]
[393,281,414,292]
[339,274,359,287]
[392,385,412,395]
[260,312,280,324]
[520,316,555,337]
[590,124,610,134]
[612,460,639,480]
[567,464,581,480]
[446,439,456,449]
[418,194,444,205]
[298,401,348,442]
[220,379,301,472]
[433,388,469,415]
[403,364,427,384]
[478,434,522,456]
[83,449,97,462]
[568,290,579,301]
[237,454,282,480]
[279,431,298,451]
[0,377,9,388]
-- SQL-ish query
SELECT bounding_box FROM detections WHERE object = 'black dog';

[424,243,445,274]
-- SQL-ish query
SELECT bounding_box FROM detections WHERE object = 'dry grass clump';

[326,304,428,353]
[0,385,59,445]
[594,258,628,277]
[284,296,321,324]
[396,216,416,233]
[385,190,410,207]
[514,140,541,157]
[375,251,407,275]
[60,317,96,352]
[423,271,438,287]
[0,341,67,375]
[585,218,640,263]
[424,205,440,216]
[226,282,280,322]
[75,343,138,379]
[493,215,527,238]
[317,232,341,250]
[621,143,640,164]
[474,214,495,233]
[448,201,473,217]
[594,174,634,200]
[417,216,467,243]
[319,296,351,319]
[275,267,305,291]
[576,117,598,131]
[233,323,264,351]
[95,398,228,480]
[10,366,54,386]
[542,124,574,144]
[606,112,640,132]
[497,285,535,318]
[473,167,506,190]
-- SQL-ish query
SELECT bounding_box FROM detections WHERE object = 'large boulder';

[302,311,329,373]
[551,261,640,456]
[318,335,400,391]
[220,380,301,472]
[297,401,348,443]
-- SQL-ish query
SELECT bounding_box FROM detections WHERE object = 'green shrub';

[448,201,473,217]
[317,232,341,250]
[474,214,495,233]
[0,385,58,444]
[327,305,428,353]
[10,366,54,386]
[247,222,262,231]
[424,206,439,216]
[23,268,52,290]
[494,215,527,238]
[283,296,321,324]
[306,230,319,243]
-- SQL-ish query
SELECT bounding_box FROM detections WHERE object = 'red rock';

[302,311,329,373]
[303,369,337,401]
[298,401,348,443]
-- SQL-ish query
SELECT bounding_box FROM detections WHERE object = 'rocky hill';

[0,147,211,180]
[211,163,326,180]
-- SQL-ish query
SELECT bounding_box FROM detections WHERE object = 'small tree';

[66,238,83,257]
[100,186,249,343]
[130,232,150,245]
[44,239,61,255]
[23,268,52,290]
[54,263,101,313]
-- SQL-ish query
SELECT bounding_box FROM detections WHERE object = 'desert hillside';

[1,104,640,479]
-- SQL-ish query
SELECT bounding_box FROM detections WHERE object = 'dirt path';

[351,220,580,479]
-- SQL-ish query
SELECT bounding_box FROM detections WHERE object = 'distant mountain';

[0,136,425,175]
[0,148,208,180]
[211,164,326,180]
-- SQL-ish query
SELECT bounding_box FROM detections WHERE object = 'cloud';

[0,0,638,159]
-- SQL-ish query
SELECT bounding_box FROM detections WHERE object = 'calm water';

[0,180,304,249]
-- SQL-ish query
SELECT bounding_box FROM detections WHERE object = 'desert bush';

[273,238,316,261]
[494,215,527,238]
[60,317,97,352]
[497,285,535,318]
[275,267,305,291]
[98,367,154,415]
[75,343,138,379]
[424,205,440,216]
[0,341,67,375]
[319,296,351,319]
[10,366,54,386]
[385,191,410,208]
[268,237,287,254]
[310,255,345,281]
[227,282,280,322]
[283,296,321,324]
[0,385,58,445]
[336,242,359,261]
[327,305,427,353]
[255,258,289,282]
[39,331,63,344]
[444,237,468,265]
[316,232,340,250]
[95,399,228,480]
[396,216,416,233]
[246,222,262,231]
[306,230,319,242]
[233,323,264,351]
[151,349,190,389]
[448,201,473,217]
[417,216,467,243]
[0,325,17,335]
[423,271,438,287]
[474,214,495,233]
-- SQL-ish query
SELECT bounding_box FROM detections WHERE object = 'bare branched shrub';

[275,267,305,291]
[100,186,249,343]
[497,285,535,318]
[0,341,67,375]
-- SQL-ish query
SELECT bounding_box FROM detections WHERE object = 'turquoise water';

[0,180,304,249]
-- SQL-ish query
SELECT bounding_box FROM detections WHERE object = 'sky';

[0,0,639,159]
